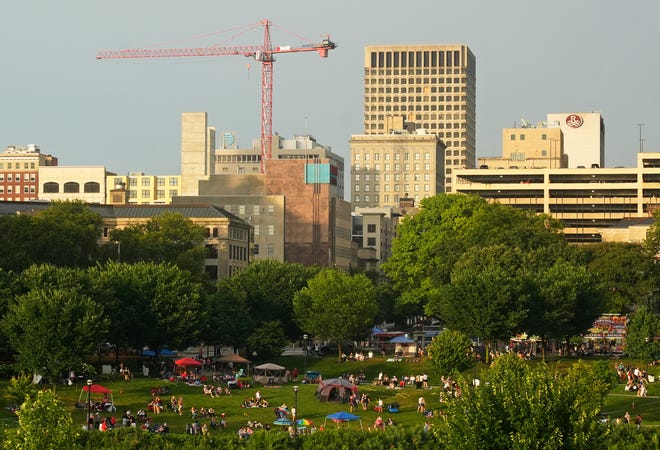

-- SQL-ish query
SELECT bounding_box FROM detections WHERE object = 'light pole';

[303,334,308,377]
[645,337,650,378]
[86,379,93,431]
[293,385,299,437]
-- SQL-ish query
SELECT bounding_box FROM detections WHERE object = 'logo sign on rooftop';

[565,114,584,128]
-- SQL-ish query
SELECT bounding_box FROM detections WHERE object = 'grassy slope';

[0,355,658,434]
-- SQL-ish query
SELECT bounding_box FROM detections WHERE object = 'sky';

[1,1,659,176]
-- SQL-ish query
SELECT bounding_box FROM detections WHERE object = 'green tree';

[221,260,319,341]
[1,288,108,387]
[528,260,606,350]
[426,329,474,376]
[432,354,609,449]
[88,261,205,358]
[0,201,102,271]
[432,246,533,362]
[202,288,254,353]
[579,242,656,314]
[624,305,660,361]
[293,269,378,362]
[32,200,103,267]
[246,321,288,359]
[2,390,79,450]
[0,215,36,272]
[103,212,207,280]
[382,194,567,311]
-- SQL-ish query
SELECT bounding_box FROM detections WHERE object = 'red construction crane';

[97,19,336,173]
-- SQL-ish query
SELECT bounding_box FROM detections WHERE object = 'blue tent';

[140,347,178,357]
[389,335,415,344]
[324,411,362,429]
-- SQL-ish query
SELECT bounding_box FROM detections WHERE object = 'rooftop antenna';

[637,123,645,153]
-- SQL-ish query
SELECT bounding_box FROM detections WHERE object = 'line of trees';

[0,197,658,385]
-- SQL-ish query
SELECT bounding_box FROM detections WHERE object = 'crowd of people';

[373,371,430,389]
[616,363,651,397]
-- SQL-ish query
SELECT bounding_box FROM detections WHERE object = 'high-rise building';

[363,44,476,193]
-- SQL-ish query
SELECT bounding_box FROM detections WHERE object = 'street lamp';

[292,385,299,437]
[86,379,93,431]
[303,334,308,376]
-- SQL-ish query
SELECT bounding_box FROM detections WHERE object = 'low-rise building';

[454,152,660,243]
[0,144,58,201]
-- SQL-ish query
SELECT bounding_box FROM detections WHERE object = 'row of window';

[127,190,178,199]
[355,173,431,182]
[224,204,276,216]
[366,104,466,114]
[0,162,37,170]
[122,177,179,187]
[355,184,430,193]
[366,68,465,76]
[0,173,36,182]
[216,154,261,163]
[368,50,463,69]
[355,152,431,161]
[229,244,249,262]
[354,194,422,204]
[42,182,100,194]
[510,133,550,141]
[0,186,36,194]
[354,163,432,171]
[366,77,464,86]
[253,224,275,236]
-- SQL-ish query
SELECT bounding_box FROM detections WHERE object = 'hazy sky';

[2,1,658,175]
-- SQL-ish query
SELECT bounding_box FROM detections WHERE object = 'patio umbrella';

[296,418,313,428]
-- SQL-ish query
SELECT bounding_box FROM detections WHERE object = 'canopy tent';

[253,363,287,384]
[316,378,358,403]
[215,353,251,377]
[175,357,202,367]
[389,335,417,356]
[140,347,178,358]
[77,384,115,412]
[324,411,362,429]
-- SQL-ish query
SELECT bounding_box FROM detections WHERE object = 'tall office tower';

[363,45,476,193]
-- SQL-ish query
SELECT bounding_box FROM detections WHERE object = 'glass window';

[63,182,79,193]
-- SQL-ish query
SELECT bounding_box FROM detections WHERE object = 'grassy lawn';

[0,355,658,434]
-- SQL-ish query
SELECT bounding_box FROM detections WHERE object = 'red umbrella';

[175,357,202,367]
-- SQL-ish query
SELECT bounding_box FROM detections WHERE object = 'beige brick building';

[350,130,445,209]
[478,126,567,169]
[106,173,181,205]
[363,44,476,193]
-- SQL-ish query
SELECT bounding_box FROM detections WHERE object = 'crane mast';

[97,19,336,173]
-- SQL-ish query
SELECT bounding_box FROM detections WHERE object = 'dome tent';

[315,378,358,403]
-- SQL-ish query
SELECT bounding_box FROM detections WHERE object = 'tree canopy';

[382,194,568,311]
[432,354,610,449]
[219,260,319,341]
[87,261,205,355]
[1,286,108,385]
[0,201,102,271]
[293,269,378,362]
[103,212,207,280]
